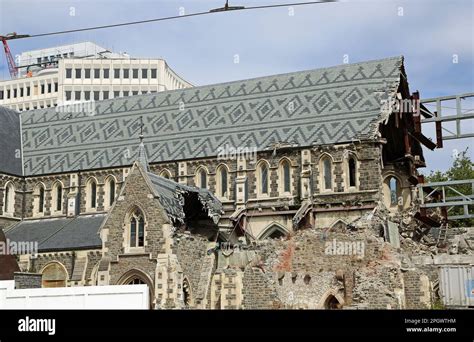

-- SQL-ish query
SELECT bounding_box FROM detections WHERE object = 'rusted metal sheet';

[435,120,443,148]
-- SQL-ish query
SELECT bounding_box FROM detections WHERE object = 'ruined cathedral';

[0,56,446,309]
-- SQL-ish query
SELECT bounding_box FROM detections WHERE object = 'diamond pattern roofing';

[19,56,404,176]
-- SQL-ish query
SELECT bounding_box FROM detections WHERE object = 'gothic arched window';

[90,182,97,208]
[389,177,399,205]
[195,167,208,189]
[279,159,291,194]
[86,178,98,210]
[104,176,116,209]
[33,183,46,216]
[348,156,357,188]
[52,181,63,213]
[216,165,229,198]
[257,161,270,196]
[3,182,15,215]
[160,169,171,179]
[34,184,46,214]
[128,278,146,285]
[130,209,145,248]
[109,179,116,206]
[321,156,333,191]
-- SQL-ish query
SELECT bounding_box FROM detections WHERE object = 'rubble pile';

[349,201,472,256]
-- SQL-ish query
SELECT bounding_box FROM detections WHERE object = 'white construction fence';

[0,280,149,309]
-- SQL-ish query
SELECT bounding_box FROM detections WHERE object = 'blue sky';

[0,0,472,173]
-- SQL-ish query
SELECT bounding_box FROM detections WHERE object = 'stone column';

[235,155,248,208]
[300,149,312,199]
[67,173,79,217]
[178,162,187,185]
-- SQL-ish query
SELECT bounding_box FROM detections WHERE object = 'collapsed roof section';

[145,166,223,226]
[378,63,435,169]
[4,163,224,252]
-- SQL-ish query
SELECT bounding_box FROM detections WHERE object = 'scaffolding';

[418,179,474,220]
[421,92,474,141]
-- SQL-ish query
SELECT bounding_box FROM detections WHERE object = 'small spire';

[137,116,149,171]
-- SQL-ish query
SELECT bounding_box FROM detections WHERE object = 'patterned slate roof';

[5,214,104,252]
[147,171,223,224]
[0,106,22,176]
[20,56,404,176]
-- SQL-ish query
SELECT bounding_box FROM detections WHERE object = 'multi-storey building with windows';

[0,42,192,111]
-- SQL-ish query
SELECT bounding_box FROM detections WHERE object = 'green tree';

[425,148,474,227]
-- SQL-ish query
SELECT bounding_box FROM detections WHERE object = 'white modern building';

[16,42,125,77]
[0,42,192,111]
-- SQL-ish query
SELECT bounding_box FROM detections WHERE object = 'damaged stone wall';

[224,214,437,309]
[402,269,432,309]
[242,267,280,309]
[210,268,244,309]
[173,232,213,307]
[351,262,405,309]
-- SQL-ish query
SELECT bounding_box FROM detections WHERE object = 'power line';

[17,1,335,40]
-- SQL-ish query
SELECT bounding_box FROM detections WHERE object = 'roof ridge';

[21,55,404,118]
[177,55,404,90]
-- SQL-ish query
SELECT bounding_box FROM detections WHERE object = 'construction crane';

[0,32,30,78]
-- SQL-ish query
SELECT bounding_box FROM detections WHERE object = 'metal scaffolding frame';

[418,179,474,220]
[415,92,473,222]
[421,92,474,141]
